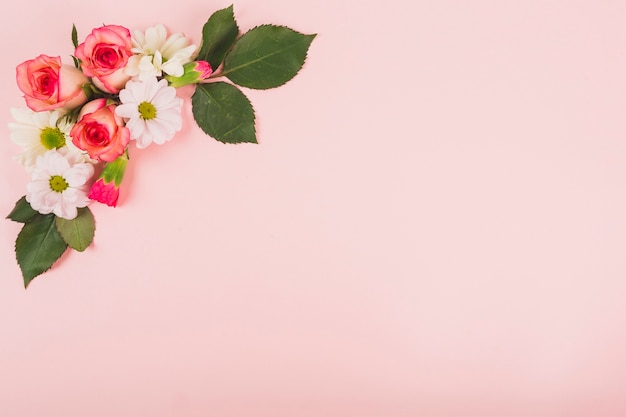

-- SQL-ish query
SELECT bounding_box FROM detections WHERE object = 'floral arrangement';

[6,5,315,287]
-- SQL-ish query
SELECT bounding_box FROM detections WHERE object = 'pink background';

[2,0,626,416]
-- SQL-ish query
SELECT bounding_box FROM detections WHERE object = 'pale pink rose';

[70,98,130,162]
[16,54,88,112]
[75,25,132,93]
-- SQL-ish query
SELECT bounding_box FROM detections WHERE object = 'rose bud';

[165,61,213,88]
[88,152,128,207]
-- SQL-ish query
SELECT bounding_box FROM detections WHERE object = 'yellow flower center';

[40,127,66,149]
[49,175,69,193]
[138,101,157,120]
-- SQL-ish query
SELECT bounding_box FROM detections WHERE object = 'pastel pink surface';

[2,0,626,416]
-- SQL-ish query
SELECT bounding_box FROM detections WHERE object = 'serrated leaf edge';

[55,208,95,252]
[6,196,38,224]
[15,215,68,288]
[197,4,240,70]
[192,82,257,144]
[222,24,316,90]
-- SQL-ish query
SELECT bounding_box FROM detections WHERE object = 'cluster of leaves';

[192,5,316,143]
[7,5,315,288]
[7,198,95,287]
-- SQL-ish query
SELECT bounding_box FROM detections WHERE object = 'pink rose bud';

[165,61,213,88]
[194,61,213,79]
[88,152,128,207]
[89,178,120,207]
[16,54,88,112]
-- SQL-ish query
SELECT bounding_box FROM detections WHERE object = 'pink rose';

[16,54,88,112]
[70,98,130,162]
[75,25,132,93]
[89,178,119,207]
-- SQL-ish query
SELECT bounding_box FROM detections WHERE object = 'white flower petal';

[116,103,139,119]
[117,77,183,149]
[129,24,196,81]
[64,164,94,187]
[8,108,90,173]
[45,152,71,176]
[25,150,94,220]
[54,203,77,220]
[135,131,153,149]
[161,61,184,77]
[27,179,51,194]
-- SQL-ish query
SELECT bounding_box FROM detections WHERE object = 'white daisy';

[26,149,95,220]
[9,107,91,173]
[125,24,197,81]
[115,77,183,149]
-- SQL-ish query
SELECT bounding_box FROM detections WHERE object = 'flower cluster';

[7,6,315,287]
[10,23,211,216]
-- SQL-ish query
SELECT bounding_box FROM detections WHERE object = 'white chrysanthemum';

[115,77,183,149]
[26,149,95,220]
[125,24,197,81]
[9,108,91,173]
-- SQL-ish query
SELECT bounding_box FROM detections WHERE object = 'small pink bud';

[165,61,213,88]
[194,61,213,79]
[88,153,128,207]
[89,178,120,207]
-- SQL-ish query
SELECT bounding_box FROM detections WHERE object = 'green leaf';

[222,25,316,89]
[196,4,239,70]
[192,82,256,143]
[7,196,38,224]
[71,24,78,48]
[15,214,68,288]
[55,207,95,252]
